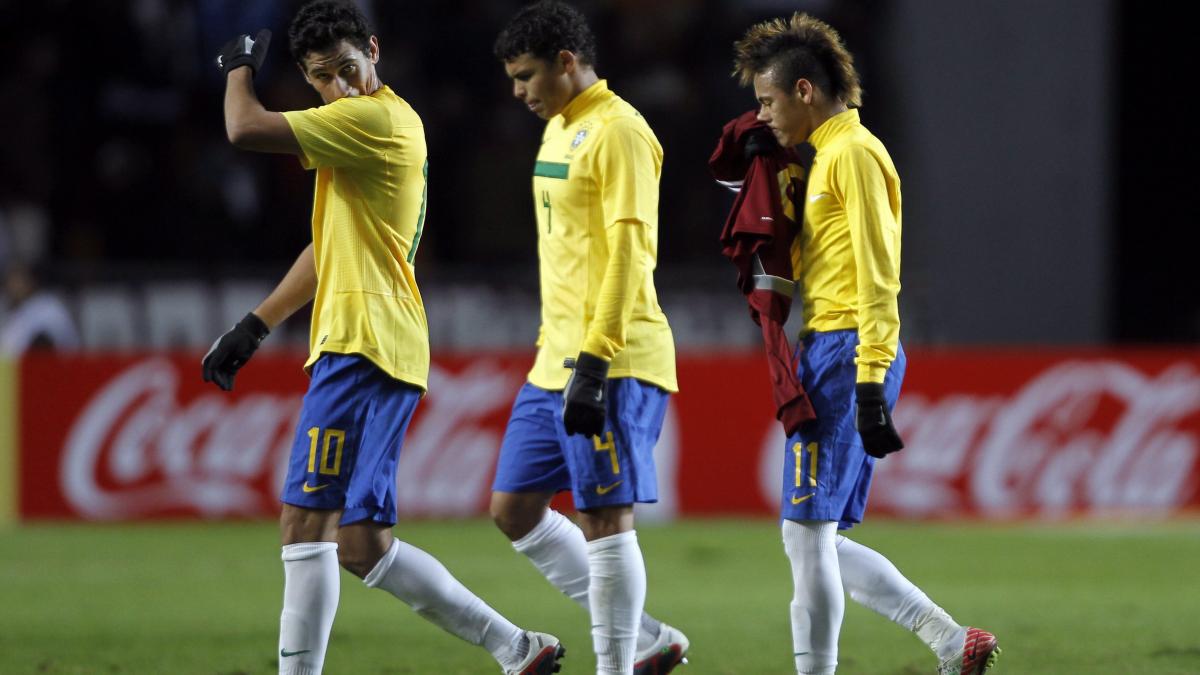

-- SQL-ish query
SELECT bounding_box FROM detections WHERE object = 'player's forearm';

[253,243,317,329]
[224,69,267,145]
[854,289,900,383]
[223,69,299,154]
[837,150,902,382]
[851,228,901,383]
[581,220,649,360]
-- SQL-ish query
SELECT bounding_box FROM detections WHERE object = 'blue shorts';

[492,379,669,510]
[781,330,905,529]
[280,353,421,527]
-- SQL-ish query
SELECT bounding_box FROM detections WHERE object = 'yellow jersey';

[528,80,677,392]
[790,109,902,384]
[282,85,430,390]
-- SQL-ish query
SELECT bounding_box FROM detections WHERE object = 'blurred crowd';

[0,0,886,273]
[4,1,1192,354]
[1,0,896,354]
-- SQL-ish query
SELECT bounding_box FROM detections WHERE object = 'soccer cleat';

[633,623,690,675]
[506,631,565,675]
[938,627,1000,675]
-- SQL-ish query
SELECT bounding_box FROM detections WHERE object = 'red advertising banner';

[15,349,1200,521]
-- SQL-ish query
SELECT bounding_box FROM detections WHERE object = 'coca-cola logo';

[758,360,1200,518]
[396,362,524,517]
[60,358,527,520]
[62,359,301,519]
[57,357,683,521]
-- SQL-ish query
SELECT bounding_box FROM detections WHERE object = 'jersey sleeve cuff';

[581,332,618,361]
[856,363,888,384]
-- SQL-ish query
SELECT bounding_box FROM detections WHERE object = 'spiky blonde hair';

[733,13,862,107]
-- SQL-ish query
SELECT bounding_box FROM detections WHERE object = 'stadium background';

[1,1,1198,673]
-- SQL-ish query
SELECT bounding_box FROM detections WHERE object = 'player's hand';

[743,128,778,160]
[855,382,904,458]
[562,352,609,437]
[216,29,272,76]
[202,312,270,391]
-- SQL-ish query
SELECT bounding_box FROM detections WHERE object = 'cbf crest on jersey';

[570,124,591,150]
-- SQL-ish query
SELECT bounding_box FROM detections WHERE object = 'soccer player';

[489,2,689,674]
[201,3,563,674]
[730,14,1001,675]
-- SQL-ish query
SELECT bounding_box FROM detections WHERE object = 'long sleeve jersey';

[527,80,677,392]
[795,109,902,384]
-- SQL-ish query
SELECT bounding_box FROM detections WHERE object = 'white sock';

[364,538,527,670]
[836,536,966,661]
[587,530,645,674]
[782,520,841,675]
[513,509,662,652]
[279,542,340,675]
[513,509,592,607]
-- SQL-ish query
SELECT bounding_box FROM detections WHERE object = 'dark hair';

[494,0,597,66]
[288,0,372,63]
[733,13,862,107]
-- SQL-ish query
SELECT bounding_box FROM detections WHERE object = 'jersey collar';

[560,79,610,125]
[808,108,860,150]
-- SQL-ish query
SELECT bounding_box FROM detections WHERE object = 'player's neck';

[805,101,848,141]
[565,68,600,103]
[364,67,383,96]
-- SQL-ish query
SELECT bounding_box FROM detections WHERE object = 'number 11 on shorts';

[793,441,818,487]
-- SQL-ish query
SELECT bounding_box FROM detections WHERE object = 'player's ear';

[558,49,575,75]
[367,35,380,64]
[794,78,814,104]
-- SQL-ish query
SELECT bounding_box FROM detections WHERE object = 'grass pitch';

[2,518,1199,674]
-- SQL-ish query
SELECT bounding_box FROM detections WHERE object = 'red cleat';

[938,627,1000,675]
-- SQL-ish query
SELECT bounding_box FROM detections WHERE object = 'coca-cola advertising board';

[9,349,1200,522]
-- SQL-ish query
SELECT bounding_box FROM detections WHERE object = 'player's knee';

[279,504,339,545]
[782,519,838,558]
[490,502,536,541]
[577,505,633,541]
[337,546,381,579]
[335,525,394,579]
[490,505,530,541]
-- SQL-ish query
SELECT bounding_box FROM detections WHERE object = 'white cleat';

[506,631,565,675]
[633,623,690,675]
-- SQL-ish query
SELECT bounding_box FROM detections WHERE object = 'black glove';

[855,382,904,458]
[202,312,270,391]
[216,29,272,76]
[562,352,610,437]
[743,128,778,160]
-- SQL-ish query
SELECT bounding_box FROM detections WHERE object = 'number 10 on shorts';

[307,427,346,476]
